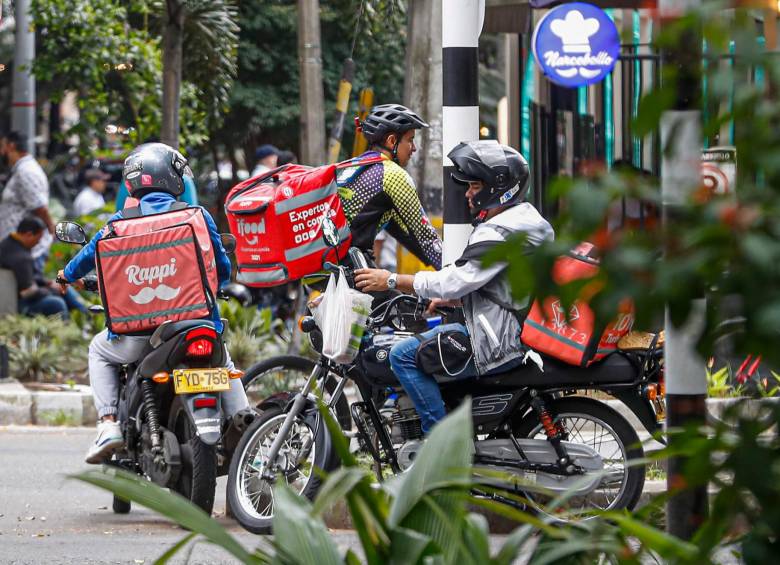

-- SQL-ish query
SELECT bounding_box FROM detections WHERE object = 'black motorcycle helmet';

[447,140,530,216]
[122,142,192,199]
[357,104,429,162]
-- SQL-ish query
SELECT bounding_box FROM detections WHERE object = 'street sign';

[532,2,620,88]
[701,146,737,196]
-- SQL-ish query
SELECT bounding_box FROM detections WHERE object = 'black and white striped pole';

[442,0,485,265]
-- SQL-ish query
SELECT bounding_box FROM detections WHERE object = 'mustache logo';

[129,284,182,305]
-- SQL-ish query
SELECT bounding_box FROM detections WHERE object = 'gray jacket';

[413,203,554,374]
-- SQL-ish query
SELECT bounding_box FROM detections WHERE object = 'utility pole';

[298,0,326,166]
[404,0,443,219]
[442,0,484,265]
[659,0,708,540]
[12,0,36,155]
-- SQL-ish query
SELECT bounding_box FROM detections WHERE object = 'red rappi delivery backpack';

[521,242,635,367]
[95,202,219,334]
[225,155,383,287]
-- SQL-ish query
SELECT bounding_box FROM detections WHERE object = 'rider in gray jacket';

[354,140,554,433]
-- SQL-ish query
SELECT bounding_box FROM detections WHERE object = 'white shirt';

[413,203,554,300]
[251,164,270,178]
[0,155,51,259]
[72,186,106,217]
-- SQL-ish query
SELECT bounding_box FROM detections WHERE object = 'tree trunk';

[404,0,443,217]
[162,0,185,148]
[298,0,326,165]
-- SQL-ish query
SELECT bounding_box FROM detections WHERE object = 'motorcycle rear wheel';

[169,396,218,515]
[513,396,645,520]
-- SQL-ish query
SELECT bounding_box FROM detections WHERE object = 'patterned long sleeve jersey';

[337,152,442,270]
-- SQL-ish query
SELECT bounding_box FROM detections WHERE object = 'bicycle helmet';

[357,104,428,161]
[447,140,530,215]
[122,142,192,199]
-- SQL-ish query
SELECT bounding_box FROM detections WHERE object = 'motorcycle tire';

[112,495,131,514]
[513,396,645,516]
[241,355,351,430]
[227,405,335,534]
[169,396,218,516]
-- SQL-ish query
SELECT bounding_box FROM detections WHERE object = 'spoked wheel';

[242,355,351,429]
[514,397,645,521]
[169,397,217,515]
[227,406,334,534]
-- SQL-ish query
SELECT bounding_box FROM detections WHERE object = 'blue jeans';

[389,322,524,434]
[62,287,88,313]
[20,294,69,319]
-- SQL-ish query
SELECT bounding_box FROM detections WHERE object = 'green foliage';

[219,299,288,369]
[0,314,89,381]
[71,401,738,564]
[215,0,406,156]
[488,8,780,369]
[30,0,236,151]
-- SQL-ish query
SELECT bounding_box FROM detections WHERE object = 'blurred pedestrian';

[0,131,55,273]
[0,216,86,319]
[277,150,298,167]
[72,168,111,217]
[252,144,279,177]
[373,229,398,271]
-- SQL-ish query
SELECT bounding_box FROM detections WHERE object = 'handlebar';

[368,294,456,330]
[57,274,99,292]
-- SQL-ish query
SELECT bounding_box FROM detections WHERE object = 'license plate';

[172,368,230,394]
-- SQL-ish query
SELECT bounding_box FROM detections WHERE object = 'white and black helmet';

[448,140,530,214]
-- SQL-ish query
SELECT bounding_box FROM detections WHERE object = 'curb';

[0,380,96,426]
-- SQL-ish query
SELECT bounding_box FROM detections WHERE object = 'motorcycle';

[226,221,666,533]
[55,221,252,515]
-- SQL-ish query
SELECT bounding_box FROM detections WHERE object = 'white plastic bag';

[312,270,373,364]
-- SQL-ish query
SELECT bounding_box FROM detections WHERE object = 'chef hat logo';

[550,10,600,54]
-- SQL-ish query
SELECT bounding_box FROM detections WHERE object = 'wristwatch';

[387,273,398,290]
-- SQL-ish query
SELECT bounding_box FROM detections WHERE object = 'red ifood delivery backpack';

[225,156,382,287]
[95,203,219,334]
[521,242,635,367]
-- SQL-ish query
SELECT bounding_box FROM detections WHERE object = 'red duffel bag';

[95,204,218,334]
[225,156,382,287]
[521,242,635,367]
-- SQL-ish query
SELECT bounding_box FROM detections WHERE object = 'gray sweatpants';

[88,329,249,419]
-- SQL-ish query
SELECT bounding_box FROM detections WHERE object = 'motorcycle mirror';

[321,217,340,249]
[55,221,87,245]
[220,233,236,254]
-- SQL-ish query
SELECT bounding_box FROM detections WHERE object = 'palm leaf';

[272,483,342,565]
[388,401,473,527]
[72,469,264,564]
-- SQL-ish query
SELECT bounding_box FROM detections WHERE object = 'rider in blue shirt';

[58,143,248,464]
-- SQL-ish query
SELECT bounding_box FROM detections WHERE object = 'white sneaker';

[85,420,123,464]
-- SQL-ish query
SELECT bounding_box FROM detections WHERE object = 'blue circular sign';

[532,2,620,88]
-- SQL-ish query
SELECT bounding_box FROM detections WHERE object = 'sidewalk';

[0,379,97,426]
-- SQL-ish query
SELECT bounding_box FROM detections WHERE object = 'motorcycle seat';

[475,352,638,389]
[156,319,216,343]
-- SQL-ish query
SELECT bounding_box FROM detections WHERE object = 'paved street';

[0,426,365,565]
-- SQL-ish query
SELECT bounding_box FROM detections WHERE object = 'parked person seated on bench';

[0,216,86,319]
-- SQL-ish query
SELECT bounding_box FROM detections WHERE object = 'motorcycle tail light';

[185,338,214,360]
[194,396,217,409]
[643,383,658,401]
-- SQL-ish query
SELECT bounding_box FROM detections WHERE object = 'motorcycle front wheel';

[227,405,335,534]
